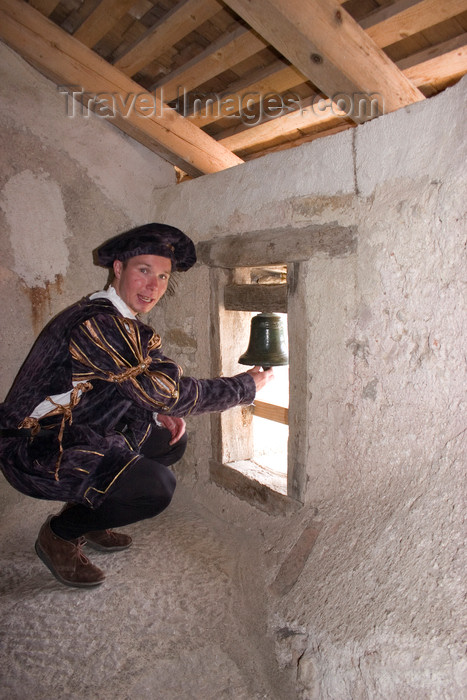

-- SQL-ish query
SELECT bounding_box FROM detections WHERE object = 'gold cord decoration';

[71,317,179,409]
[18,416,41,436]
[50,382,93,480]
[107,355,152,384]
[20,381,93,481]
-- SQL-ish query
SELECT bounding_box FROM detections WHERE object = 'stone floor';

[0,484,292,700]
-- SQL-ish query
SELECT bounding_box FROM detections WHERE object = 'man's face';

[112,254,172,315]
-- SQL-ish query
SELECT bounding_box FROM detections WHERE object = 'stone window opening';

[196,226,323,513]
[206,259,306,514]
[224,265,289,496]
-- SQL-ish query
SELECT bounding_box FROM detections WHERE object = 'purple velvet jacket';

[0,297,255,507]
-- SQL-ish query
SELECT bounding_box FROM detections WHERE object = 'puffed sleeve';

[69,313,256,416]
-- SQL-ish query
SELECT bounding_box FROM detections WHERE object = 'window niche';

[223,265,289,494]
[197,227,316,513]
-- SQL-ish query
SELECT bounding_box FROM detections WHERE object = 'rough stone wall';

[150,77,467,698]
[0,43,175,503]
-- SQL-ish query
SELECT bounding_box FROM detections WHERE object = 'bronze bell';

[238,312,289,369]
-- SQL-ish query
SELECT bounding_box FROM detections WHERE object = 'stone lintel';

[197,224,357,268]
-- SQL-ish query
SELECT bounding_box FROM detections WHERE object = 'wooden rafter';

[361,0,467,46]
[28,0,59,16]
[399,33,467,90]
[189,61,304,127]
[169,0,467,132]
[215,37,467,154]
[217,97,349,153]
[180,0,467,129]
[243,123,353,161]
[0,0,242,176]
[74,0,137,48]
[220,0,425,121]
[113,0,221,76]
[154,25,267,103]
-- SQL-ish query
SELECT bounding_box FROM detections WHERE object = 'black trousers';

[51,426,186,541]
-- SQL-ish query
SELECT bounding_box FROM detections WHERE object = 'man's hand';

[246,365,274,393]
[156,414,186,445]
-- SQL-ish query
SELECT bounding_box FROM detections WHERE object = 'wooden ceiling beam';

[242,122,354,161]
[29,0,60,16]
[73,0,138,48]
[0,0,242,176]
[221,0,424,122]
[127,1,153,21]
[217,96,348,153]
[189,61,305,127]
[113,0,221,77]
[215,38,466,154]
[361,0,467,47]
[91,0,461,132]
[398,33,467,90]
[173,1,464,128]
[154,25,267,103]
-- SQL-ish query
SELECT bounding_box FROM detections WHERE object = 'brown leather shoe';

[57,503,132,551]
[84,529,132,552]
[35,516,105,588]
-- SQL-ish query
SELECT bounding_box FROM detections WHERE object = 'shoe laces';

[75,536,90,565]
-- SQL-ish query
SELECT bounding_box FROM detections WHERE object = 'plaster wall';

[150,78,467,698]
[0,42,176,501]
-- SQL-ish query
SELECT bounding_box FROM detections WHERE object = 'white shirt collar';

[90,285,136,319]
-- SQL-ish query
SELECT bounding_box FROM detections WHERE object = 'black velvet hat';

[95,223,196,271]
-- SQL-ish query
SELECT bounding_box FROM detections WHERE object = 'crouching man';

[0,223,272,588]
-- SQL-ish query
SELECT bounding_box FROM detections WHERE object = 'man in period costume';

[0,223,272,588]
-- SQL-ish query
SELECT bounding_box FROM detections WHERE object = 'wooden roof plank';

[217,96,349,151]
[189,61,305,127]
[28,0,61,16]
[0,0,242,176]
[397,32,467,68]
[154,25,267,102]
[113,0,221,76]
[399,34,467,89]
[73,0,138,48]
[361,0,467,47]
[220,0,425,122]
[242,122,354,160]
